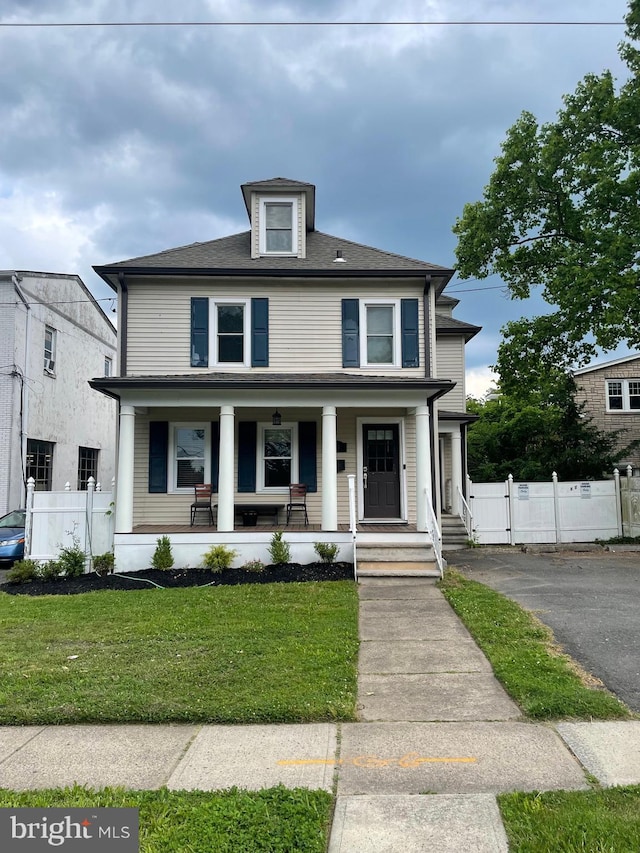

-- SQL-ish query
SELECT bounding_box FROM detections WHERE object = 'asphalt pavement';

[447,545,640,712]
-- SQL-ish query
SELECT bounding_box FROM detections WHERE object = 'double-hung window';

[170,424,210,491]
[77,447,99,490]
[259,197,298,255]
[606,379,640,412]
[258,423,298,491]
[44,326,56,374]
[360,300,401,367]
[210,300,249,366]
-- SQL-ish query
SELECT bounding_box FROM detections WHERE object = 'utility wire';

[0,20,626,28]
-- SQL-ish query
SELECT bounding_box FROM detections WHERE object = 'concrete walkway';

[2,577,640,852]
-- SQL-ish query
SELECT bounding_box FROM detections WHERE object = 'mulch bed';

[0,563,355,596]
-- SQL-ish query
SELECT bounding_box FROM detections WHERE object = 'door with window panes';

[362,424,401,518]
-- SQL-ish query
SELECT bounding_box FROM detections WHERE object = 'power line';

[0,20,626,29]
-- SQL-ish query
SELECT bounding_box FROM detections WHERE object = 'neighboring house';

[0,271,117,516]
[90,178,479,571]
[574,353,640,473]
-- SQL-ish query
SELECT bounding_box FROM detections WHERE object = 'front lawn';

[0,785,333,853]
[0,581,359,725]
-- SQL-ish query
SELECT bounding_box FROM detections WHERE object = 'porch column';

[115,405,135,533]
[451,429,463,516]
[217,405,235,532]
[322,405,338,530]
[415,405,431,533]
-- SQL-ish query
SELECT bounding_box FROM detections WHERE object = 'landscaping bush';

[243,559,266,573]
[314,542,340,564]
[202,544,238,573]
[268,531,291,565]
[151,535,174,570]
[57,541,86,577]
[6,559,40,584]
[93,552,115,576]
[38,560,64,582]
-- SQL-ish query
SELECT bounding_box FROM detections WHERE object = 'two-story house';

[91,178,479,573]
[574,353,640,473]
[0,271,117,517]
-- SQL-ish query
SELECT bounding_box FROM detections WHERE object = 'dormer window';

[259,197,298,255]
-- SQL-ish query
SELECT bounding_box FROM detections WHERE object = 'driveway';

[446,546,640,713]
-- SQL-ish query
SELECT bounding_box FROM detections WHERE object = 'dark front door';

[362,424,401,518]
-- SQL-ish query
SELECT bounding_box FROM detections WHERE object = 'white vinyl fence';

[25,476,114,570]
[468,469,634,545]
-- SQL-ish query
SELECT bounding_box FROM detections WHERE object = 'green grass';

[499,786,640,853]
[0,581,359,725]
[0,785,333,853]
[438,569,631,720]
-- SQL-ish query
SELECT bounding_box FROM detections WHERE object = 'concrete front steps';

[356,532,440,577]
[441,513,470,550]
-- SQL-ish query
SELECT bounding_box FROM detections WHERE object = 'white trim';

[259,196,299,256]
[256,421,299,493]
[359,299,402,368]
[168,422,212,494]
[356,416,407,522]
[605,378,640,413]
[208,298,250,367]
[574,353,640,375]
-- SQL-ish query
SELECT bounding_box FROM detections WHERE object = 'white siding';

[435,336,466,410]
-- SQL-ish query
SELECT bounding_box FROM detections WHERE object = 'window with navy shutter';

[401,298,419,368]
[342,299,360,367]
[238,421,257,492]
[190,298,209,367]
[298,421,317,492]
[251,298,269,366]
[148,421,168,493]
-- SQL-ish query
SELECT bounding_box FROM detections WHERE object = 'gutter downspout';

[13,276,30,507]
[118,272,128,377]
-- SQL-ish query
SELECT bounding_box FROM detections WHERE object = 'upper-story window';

[104,356,112,377]
[44,326,56,374]
[211,299,249,366]
[606,379,640,412]
[259,197,298,255]
[360,300,401,367]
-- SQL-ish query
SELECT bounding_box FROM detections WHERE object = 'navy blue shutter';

[148,421,168,493]
[342,299,360,367]
[401,298,420,368]
[299,421,317,492]
[210,421,220,493]
[237,421,257,493]
[251,298,269,366]
[191,298,209,367]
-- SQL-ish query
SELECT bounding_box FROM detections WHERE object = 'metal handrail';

[457,485,474,539]
[347,474,358,582]
[425,492,444,578]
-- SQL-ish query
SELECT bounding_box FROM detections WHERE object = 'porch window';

[360,300,401,367]
[258,423,298,490]
[606,379,640,412]
[171,424,210,491]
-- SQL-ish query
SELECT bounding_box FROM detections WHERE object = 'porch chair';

[190,483,214,526]
[286,483,309,526]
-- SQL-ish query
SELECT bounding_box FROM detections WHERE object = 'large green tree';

[467,376,632,482]
[454,1,640,390]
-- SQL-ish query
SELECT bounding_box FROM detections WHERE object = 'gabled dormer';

[241,177,316,259]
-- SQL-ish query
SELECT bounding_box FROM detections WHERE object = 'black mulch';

[0,563,355,596]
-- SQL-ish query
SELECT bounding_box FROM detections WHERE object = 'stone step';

[357,561,441,577]
[356,544,435,562]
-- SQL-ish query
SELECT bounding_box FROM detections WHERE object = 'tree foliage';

[467,376,633,482]
[454,1,640,387]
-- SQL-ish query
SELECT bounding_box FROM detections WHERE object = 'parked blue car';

[0,509,26,566]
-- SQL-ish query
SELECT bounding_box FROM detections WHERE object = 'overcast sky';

[0,0,632,396]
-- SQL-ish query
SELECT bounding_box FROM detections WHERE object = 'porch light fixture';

[272,409,282,426]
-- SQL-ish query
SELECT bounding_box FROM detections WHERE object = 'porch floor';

[131,522,418,534]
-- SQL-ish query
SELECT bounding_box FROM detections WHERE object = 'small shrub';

[243,559,265,573]
[313,542,340,564]
[202,544,238,573]
[6,559,39,584]
[93,552,115,576]
[151,535,174,570]
[57,542,86,577]
[268,530,291,565]
[38,559,64,581]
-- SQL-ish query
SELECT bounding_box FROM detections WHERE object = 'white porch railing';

[425,489,444,578]
[457,485,474,539]
[347,474,358,582]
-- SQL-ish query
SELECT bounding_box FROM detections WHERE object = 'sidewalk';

[2,577,640,851]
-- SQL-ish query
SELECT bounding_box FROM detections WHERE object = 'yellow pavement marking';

[278,752,477,768]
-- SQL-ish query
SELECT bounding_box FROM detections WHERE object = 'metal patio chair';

[286,483,308,526]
